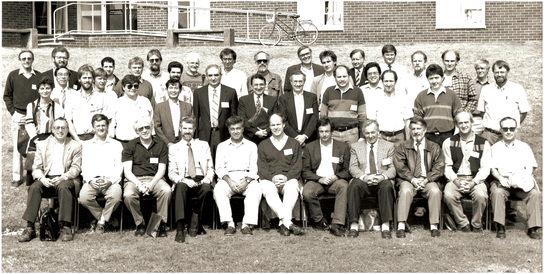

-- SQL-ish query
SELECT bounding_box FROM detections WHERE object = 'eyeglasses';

[137,125,151,132]
[20,57,33,61]
[257,60,268,64]
[125,84,139,90]
[501,127,516,132]
[53,126,67,130]
[149,58,160,63]
[55,56,68,60]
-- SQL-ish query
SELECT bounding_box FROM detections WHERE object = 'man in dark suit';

[154,79,194,147]
[349,49,368,87]
[302,117,350,237]
[347,120,396,239]
[238,74,277,145]
[284,46,325,93]
[41,46,79,90]
[193,64,238,160]
[278,70,318,146]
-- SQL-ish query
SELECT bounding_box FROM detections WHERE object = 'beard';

[150,64,160,72]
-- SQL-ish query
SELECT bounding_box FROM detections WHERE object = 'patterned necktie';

[211,88,219,127]
[388,64,392,71]
[369,143,377,174]
[187,142,197,178]
[255,95,262,113]
[414,141,422,178]
[355,69,361,84]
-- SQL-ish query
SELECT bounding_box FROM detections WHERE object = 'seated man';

[214,116,262,235]
[347,120,396,239]
[490,117,542,239]
[302,117,350,237]
[168,116,214,243]
[122,117,171,237]
[443,111,490,232]
[393,117,444,238]
[79,114,123,233]
[258,113,304,236]
[19,118,82,242]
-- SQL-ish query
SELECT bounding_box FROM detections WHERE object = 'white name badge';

[331,157,340,164]
[262,107,268,113]
[73,84,78,89]
[306,108,314,114]
[284,149,293,155]
[350,105,358,111]
[470,151,480,158]
[382,158,392,165]
[221,102,229,108]
[31,84,37,90]
[150,157,159,164]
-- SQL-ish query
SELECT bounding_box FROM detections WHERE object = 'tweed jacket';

[302,139,351,182]
[349,139,396,180]
[32,135,82,180]
[393,138,445,184]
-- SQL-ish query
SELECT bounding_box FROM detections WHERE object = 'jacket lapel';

[44,137,55,175]
[202,85,211,117]
[331,140,339,172]
[314,142,322,170]
[165,102,174,130]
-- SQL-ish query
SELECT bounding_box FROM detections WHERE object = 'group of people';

[4,44,540,244]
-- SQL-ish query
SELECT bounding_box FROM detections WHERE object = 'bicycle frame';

[272,13,301,39]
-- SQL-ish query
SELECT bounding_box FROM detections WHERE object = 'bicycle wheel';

[295,21,318,45]
[259,23,282,46]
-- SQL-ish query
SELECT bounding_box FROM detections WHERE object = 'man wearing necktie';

[349,49,367,87]
[393,117,445,238]
[168,116,214,243]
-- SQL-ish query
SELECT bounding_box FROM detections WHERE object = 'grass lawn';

[2,42,542,272]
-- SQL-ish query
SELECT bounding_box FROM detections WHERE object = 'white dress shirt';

[293,91,305,131]
[221,67,248,98]
[316,140,335,177]
[82,136,124,184]
[215,138,259,181]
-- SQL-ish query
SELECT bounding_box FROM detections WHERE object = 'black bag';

[17,125,30,157]
[39,208,60,241]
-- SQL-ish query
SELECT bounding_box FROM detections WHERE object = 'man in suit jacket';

[278,70,319,146]
[302,117,350,236]
[310,50,337,105]
[347,120,396,239]
[19,118,82,242]
[284,46,325,93]
[393,117,445,238]
[154,79,194,146]
[193,64,238,160]
[349,49,368,87]
[238,74,278,145]
[41,46,79,90]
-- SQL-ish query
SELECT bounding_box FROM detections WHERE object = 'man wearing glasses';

[109,75,154,145]
[18,117,82,242]
[219,48,248,99]
[284,46,325,93]
[247,51,283,97]
[489,117,541,239]
[113,57,154,105]
[122,116,171,237]
[42,46,79,90]
[142,49,170,104]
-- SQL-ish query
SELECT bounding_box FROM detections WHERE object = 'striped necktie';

[211,88,219,127]
[414,141,422,177]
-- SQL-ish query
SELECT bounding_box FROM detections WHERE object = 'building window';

[297,0,343,31]
[436,0,485,29]
[168,0,210,29]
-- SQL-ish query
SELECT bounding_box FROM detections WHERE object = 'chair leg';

[393,199,398,232]
[120,201,124,234]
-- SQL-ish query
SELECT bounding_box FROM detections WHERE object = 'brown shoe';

[18,228,36,242]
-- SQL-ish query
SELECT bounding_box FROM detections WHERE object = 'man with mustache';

[284,46,325,93]
[167,61,193,105]
[404,51,430,106]
[142,49,170,104]
[247,51,283,97]
[41,46,79,90]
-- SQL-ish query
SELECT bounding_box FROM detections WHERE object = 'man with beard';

[154,79,193,146]
[360,62,383,119]
[142,49,170,104]
[181,52,205,93]
[405,51,430,105]
[349,49,367,87]
[42,46,79,90]
[284,46,325,93]
[65,65,110,142]
[246,51,283,97]
[310,50,339,105]
[220,48,248,99]
[101,57,119,93]
[477,60,530,145]
[167,61,193,105]
[441,50,478,114]
[113,57,154,105]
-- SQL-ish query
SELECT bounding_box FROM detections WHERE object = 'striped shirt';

[413,86,462,133]
[320,84,366,128]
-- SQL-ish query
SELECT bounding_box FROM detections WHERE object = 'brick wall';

[61,34,166,47]
[138,1,168,32]
[2,1,33,29]
[68,4,77,31]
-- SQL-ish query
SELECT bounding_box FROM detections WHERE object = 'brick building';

[2,1,542,48]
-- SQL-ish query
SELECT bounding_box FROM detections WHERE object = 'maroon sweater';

[257,136,302,181]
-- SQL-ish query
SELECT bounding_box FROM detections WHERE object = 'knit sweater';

[320,86,366,127]
[257,136,302,181]
[3,69,41,115]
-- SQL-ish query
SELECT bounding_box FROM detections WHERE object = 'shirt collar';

[475,77,490,85]
[136,137,156,147]
[148,70,163,78]
[89,136,114,144]
[412,138,426,149]
[320,140,333,148]
[427,86,446,96]
[459,132,475,143]
[228,138,247,146]
[494,81,509,90]
[271,134,288,144]
[413,69,426,78]
[335,83,354,93]
[363,81,384,90]
[18,68,36,75]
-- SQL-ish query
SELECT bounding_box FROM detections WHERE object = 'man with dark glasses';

[247,51,283,97]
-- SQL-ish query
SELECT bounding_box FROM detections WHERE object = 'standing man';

[441,50,478,114]
[394,118,444,238]
[443,111,490,232]
[360,62,383,117]
[153,79,194,147]
[320,65,366,145]
[122,117,171,237]
[238,74,278,145]
[214,116,262,236]
[18,118,82,242]
[258,113,304,236]
[284,46,325,93]
[101,57,119,93]
[405,51,429,105]
[79,114,123,233]
[42,46,79,90]
[278,70,319,146]
[4,50,41,185]
[302,117,350,237]
[379,44,408,82]
[142,49,170,104]
[247,51,283,97]
[168,116,214,242]
[310,50,338,104]
[477,60,531,145]
[349,49,367,87]
[50,67,76,108]
[490,117,541,239]
[181,52,205,93]
[167,61,193,105]
[220,48,248,98]
[193,64,238,160]
[113,57,154,105]
[413,64,462,146]
[471,58,491,135]
[347,120,396,239]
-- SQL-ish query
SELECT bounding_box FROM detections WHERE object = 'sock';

[227,221,235,228]
[350,222,358,231]
[381,223,390,231]
[241,224,248,229]
[63,222,71,229]
[176,220,185,230]
[398,222,405,230]
[27,221,35,229]
[430,224,437,230]
[98,215,106,225]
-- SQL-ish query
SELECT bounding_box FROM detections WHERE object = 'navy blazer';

[278,91,319,143]
[237,93,278,144]
[283,63,325,93]
[302,139,351,183]
[193,84,238,143]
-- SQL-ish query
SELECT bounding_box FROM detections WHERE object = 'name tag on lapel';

[331,157,340,164]
[221,102,229,108]
[32,84,37,90]
[73,84,78,89]
[150,157,159,164]
[306,108,313,114]
[382,158,392,165]
[284,149,293,155]
[262,107,268,113]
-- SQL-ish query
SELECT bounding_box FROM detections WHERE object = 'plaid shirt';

[446,70,478,113]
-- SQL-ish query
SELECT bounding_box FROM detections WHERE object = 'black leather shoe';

[314,218,329,230]
[347,229,359,238]
[224,226,236,236]
[329,224,344,237]
[188,213,199,237]
[279,224,290,236]
[60,227,73,241]
[197,225,207,235]
[459,225,471,233]
[158,223,167,237]
[496,223,506,239]
[430,229,440,237]
[396,229,406,238]
[241,226,253,235]
[175,229,186,243]
[381,230,392,239]
[135,224,146,236]
[527,227,541,239]
[289,224,304,235]
[18,228,36,242]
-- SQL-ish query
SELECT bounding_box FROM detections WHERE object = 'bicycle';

[258,9,318,46]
